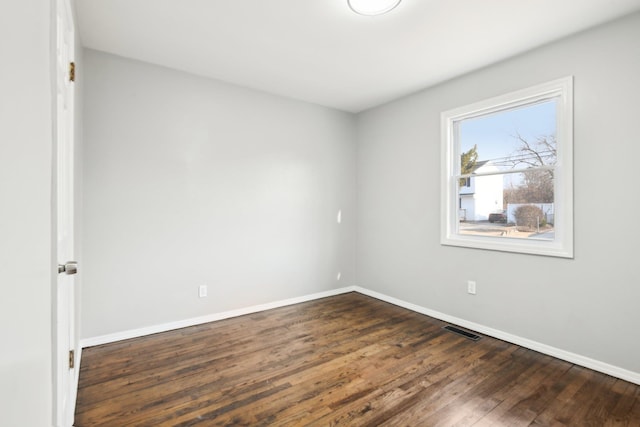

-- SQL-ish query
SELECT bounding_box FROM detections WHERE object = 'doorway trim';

[53,0,78,424]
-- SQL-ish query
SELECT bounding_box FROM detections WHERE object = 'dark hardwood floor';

[75,292,640,426]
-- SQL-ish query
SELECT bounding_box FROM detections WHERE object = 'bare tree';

[506,133,556,203]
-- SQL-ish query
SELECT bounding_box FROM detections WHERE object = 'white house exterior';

[459,161,504,221]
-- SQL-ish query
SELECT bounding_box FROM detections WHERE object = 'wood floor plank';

[467,354,571,426]
[75,292,640,426]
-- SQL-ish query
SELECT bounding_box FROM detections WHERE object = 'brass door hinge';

[69,62,75,82]
[69,349,75,369]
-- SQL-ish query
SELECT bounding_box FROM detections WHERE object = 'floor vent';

[443,325,482,341]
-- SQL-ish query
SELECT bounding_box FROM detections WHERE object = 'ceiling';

[75,0,640,113]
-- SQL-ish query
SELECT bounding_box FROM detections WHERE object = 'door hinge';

[69,62,75,82]
[69,349,75,369]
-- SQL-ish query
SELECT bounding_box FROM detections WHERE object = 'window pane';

[442,77,572,257]
[458,172,554,241]
[458,100,557,174]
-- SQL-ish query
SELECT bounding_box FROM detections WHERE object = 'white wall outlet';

[198,285,208,298]
[336,272,341,281]
[467,280,476,295]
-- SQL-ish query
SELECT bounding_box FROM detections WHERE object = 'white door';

[55,0,76,425]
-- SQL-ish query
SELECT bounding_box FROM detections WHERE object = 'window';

[441,77,573,258]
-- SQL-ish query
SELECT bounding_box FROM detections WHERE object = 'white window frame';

[441,77,573,258]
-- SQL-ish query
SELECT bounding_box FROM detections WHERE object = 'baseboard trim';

[80,286,357,348]
[353,286,640,386]
[80,284,640,386]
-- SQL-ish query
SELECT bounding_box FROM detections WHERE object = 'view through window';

[441,77,573,257]
[458,100,557,240]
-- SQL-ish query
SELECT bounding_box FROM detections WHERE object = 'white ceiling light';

[348,0,402,16]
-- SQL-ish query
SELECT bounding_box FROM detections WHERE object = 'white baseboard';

[352,286,640,386]
[80,286,357,348]
[80,284,640,386]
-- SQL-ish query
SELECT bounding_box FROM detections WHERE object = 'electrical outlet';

[467,280,476,295]
[336,272,341,281]
[199,285,208,298]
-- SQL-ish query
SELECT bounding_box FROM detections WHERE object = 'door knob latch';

[58,261,78,275]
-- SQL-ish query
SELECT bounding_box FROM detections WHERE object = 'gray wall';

[356,13,640,374]
[83,14,640,378]
[82,50,356,338]
[0,2,53,426]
